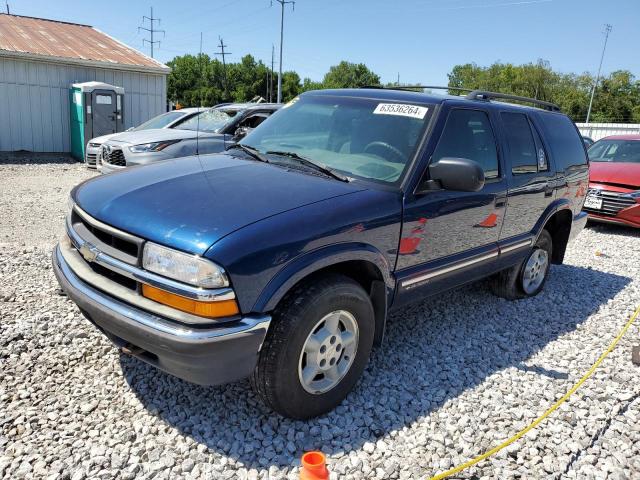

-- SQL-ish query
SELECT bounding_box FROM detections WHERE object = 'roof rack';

[360,85,473,94]
[465,90,561,112]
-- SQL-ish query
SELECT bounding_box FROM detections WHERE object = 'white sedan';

[84,108,201,169]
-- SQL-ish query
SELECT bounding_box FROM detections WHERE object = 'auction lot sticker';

[373,103,428,119]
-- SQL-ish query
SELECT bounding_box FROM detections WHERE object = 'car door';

[394,106,508,307]
[498,111,556,242]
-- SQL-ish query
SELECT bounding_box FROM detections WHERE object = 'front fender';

[254,242,394,313]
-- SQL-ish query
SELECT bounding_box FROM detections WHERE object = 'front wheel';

[250,274,375,419]
[491,229,553,300]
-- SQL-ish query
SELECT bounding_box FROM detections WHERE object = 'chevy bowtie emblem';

[79,242,100,263]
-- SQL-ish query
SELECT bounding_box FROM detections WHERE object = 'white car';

[84,108,201,169]
[100,103,280,174]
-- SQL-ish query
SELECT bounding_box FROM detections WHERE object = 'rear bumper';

[52,245,271,385]
[569,211,588,241]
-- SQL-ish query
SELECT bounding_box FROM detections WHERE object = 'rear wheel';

[251,274,374,419]
[491,230,553,300]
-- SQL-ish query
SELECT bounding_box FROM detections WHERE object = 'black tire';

[491,229,553,300]
[250,273,375,419]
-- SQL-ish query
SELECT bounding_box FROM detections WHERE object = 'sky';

[10,0,640,85]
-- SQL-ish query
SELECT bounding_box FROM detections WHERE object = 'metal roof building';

[0,14,170,153]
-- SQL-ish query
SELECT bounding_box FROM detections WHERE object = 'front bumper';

[52,245,271,385]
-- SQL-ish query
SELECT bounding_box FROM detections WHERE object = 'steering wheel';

[363,141,405,164]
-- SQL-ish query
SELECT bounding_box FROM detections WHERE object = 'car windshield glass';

[240,95,432,184]
[132,111,188,131]
[174,109,234,133]
[588,140,640,163]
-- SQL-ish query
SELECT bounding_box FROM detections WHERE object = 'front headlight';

[129,140,180,153]
[89,142,101,148]
[142,242,228,288]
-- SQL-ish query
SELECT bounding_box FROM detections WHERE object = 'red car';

[583,134,640,227]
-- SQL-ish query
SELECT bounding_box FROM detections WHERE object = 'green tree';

[447,60,639,123]
[322,61,381,89]
[300,77,324,93]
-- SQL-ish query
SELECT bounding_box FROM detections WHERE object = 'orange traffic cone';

[300,451,329,480]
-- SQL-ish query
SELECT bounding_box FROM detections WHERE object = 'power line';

[215,37,232,99]
[138,7,165,58]
[271,0,295,103]
[586,23,612,124]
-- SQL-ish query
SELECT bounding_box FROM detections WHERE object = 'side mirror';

[422,157,485,193]
[233,126,252,140]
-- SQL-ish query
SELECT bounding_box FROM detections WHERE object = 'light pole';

[272,0,295,103]
[586,24,612,124]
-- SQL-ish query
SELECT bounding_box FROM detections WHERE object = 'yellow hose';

[429,305,640,480]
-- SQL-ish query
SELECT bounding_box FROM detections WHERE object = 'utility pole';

[272,0,295,103]
[215,37,232,100]
[397,73,400,86]
[139,7,165,58]
[586,24,612,124]
[5,2,9,14]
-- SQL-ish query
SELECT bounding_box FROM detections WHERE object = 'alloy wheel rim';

[298,310,359,394]
[522,248,549,294]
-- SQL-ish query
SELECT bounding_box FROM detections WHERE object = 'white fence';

[576,123,640,142]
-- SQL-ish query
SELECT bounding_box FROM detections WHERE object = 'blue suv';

[53,88,589,419]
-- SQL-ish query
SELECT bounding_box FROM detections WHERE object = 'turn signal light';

[141,284,239,318]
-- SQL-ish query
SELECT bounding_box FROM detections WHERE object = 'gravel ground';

[1,157,639,480]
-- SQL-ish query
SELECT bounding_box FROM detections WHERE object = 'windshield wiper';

[265,150,350,182]
[227,143,269,163]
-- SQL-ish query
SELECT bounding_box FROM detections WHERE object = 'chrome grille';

[584,189,636,216]
[103,147,126,166]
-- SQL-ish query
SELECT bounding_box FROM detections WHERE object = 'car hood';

[89,133,119,144]
[107,128,219,145]
[589,161,640,188]
[72,153,366,255]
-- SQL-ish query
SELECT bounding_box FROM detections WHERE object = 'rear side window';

[501,112,538,174]
[432,109,499,179]
[538,113,587,170]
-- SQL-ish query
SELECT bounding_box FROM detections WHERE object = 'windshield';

[240,95,433,184]
[132,111,189,131]
[174,109,234,133]
[588,139,640,163]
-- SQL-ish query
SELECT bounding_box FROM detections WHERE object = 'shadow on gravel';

[120,263,630,470]
[0,151,79,165]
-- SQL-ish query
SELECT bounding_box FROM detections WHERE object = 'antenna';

[271,0,295,103]
[215,37,232,100]
[138,7,165,58]
[270,44,275,102]
[196,32,203,156]
[586,24,613,124]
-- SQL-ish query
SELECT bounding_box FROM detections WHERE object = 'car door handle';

[495,199,507,208]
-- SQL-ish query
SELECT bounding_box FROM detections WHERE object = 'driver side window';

[432,109,499,179]
[240,113,270,129]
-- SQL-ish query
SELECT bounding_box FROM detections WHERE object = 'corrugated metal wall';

[0,57,167,152]
[576,123,640,142]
